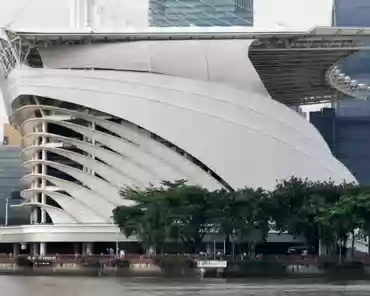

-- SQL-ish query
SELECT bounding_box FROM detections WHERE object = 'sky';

[0,0,335,125]
[0,0,334,30]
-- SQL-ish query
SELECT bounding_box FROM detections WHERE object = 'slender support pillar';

[82,242,94,255]
[31,126,40,224]
[40,122,47,224]
[86,242,93,255]
[39,242,47,257]
[13,243,20,256]
[73,243,81,255]
[31,243,38,256]
[206,244,212,255]
[91,120,96,176]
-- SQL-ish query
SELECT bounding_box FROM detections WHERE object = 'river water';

[3,277,370,296]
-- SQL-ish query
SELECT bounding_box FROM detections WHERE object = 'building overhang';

[2,26,370,105]
[0,224,135,243]
[0,224,303,244]
[5,26,370,43]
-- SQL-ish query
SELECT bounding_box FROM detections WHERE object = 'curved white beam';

[22,159,124,205]
[13,104,222,189]
[18,202,78,224]
[22,146,131,188]
[22,134,158,189]
[21,174,113,222]
[21,133,148,187]
[21,188,105,223]
[21,117,185,183]
[22,133,145,186]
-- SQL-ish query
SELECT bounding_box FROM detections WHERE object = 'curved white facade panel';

[0,35,357,244]
[6,67,354,188]
[39,40,268,96]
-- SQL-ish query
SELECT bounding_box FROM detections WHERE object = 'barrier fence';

[0,254,368,266]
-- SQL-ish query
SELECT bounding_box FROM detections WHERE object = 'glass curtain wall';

[149,0,253,27]
[0,146,29,226]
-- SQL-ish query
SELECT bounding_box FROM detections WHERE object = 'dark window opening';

[47,123,83,141]
[95,173,109,182]
[61,146,86,155]
[46,196,62,209]
[46,152,82,170]
[99,144,119,154]
[95,124,121,138]
[26,47,43,68]
[95,157,109,166]
[46,166,79,183]
[3,136,9,145]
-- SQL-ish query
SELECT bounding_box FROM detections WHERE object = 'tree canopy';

[112,177,370,260]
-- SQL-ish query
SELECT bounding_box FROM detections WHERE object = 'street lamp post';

[5,198,9,226]
[116,227,119,258]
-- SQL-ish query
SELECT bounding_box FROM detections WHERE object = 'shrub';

[15,257,33,268]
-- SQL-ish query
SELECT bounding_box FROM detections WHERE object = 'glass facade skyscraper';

[0,146,29,225]
[333,0,370,86]
[333,0,370,27]
[149,0,253,27]
[310,0,370,185]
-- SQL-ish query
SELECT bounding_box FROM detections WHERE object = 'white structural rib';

[21,174,113,222]
[21,133,145,187]
[18,202,78,224]
[22,118,181,183]
[13,104,222,189]
[21,188,105,223]
[22,160,127,206]
[22,146,130,188]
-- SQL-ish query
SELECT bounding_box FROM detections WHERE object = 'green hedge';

[15,257,33,268]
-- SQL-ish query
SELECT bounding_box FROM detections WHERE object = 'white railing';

[327,62,370,100]
[0,44,17,78]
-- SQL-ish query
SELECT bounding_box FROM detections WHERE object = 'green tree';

[113,181,184,254]
[316,194,362,262]
[208,189,235,255]
[210,187,271,257]
[113,180,216,254]
[236,187,271,256]
[270,177,354,251]
[168,183,215,253]
[341,192,370,255]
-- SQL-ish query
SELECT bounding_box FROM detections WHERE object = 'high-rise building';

[310,107,370,186]
[3,123,22,146]
[149,0,253,27]
[0,124,28,226]
[309,0,370,186]
[332,0,370,27]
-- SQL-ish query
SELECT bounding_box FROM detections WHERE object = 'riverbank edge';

[1,260,370,279]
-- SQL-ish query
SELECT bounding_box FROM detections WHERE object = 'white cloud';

[254,0,334,30]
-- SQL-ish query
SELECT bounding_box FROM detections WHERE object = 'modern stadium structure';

[1,24,370,254]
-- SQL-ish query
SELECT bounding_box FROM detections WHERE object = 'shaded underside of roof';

[249,46,357,105]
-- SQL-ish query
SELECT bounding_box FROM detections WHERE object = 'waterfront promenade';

[0,253,369,278]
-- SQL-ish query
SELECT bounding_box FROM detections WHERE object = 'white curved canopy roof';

[6,67,356,189]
